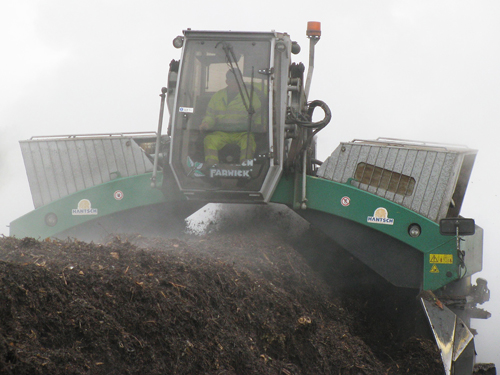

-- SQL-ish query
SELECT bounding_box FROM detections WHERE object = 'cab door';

[169,31,284,203]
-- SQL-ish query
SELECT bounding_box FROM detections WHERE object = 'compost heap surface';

[0,207,444,374]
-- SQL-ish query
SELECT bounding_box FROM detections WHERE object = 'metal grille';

[20,133,156,208]
[317,138,477,222]
[354,162,416,196]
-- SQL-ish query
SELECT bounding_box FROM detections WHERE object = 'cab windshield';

[170,37,272,193]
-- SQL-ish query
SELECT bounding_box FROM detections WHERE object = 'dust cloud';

[186,203,309,239]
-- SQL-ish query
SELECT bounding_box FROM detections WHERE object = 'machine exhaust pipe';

[304,21,321,99]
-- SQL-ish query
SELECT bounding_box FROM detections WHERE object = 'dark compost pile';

[0,207,444,374]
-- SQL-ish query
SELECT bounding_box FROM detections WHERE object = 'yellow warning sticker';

[430,265,440,273]
[429,254,453,264]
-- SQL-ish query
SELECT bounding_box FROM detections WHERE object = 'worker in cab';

[199,70,261,171]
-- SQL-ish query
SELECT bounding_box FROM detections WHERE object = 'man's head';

[226,71,239,92]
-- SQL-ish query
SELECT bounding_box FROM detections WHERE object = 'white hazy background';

[1,0,499,364]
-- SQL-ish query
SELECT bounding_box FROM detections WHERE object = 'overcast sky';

[1,0,499,364]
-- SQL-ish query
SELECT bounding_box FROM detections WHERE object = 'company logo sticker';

[341,196,350,207]
[208,160,254,179]
[114,190,124,200]
[210,169,250,178]
[72,199,98,216]
[179,107,194,113]
[367,207,394,225]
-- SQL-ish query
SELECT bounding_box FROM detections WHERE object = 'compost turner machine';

[10,23,495,374]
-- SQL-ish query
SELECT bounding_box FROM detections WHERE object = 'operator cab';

[169,31,290,202]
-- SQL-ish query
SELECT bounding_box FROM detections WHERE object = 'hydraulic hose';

[289,100,332,154]
[286,100,331,132]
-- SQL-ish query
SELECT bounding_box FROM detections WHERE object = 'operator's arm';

[199,90,224,131]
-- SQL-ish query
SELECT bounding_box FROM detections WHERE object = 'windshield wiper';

[215,41,257,161]
[215,41,252,113]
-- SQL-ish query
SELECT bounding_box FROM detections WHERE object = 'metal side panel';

[19,142,40,208]
[375,146,398,199]
[323,146,341,181]
[407,150,437,216]
[111,138,131,176]
[39,141,68,200]
[385,147,409,204]
[340,143,362,182]
[51,141,73,197]
[418,151,446,220]
[68,140,88,193]
[428,152,457,221]
[317,139,477,223]
[20,135,154,208]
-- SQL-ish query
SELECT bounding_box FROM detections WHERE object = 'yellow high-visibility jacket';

[202,88,261,132]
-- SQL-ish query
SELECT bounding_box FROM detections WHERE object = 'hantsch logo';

[72,199,98,215]
[367,207,394,225]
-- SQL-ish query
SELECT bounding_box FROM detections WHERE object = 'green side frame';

[9,173,173,239]
[270,175,467,291]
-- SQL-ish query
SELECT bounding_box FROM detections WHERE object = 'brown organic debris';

[0,220,443,374]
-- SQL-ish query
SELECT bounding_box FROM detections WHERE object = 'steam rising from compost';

[187,203,429,351]
[186,203,310,238]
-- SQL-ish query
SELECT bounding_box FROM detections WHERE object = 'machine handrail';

[29,131,157,140]
[351,137,471,152]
